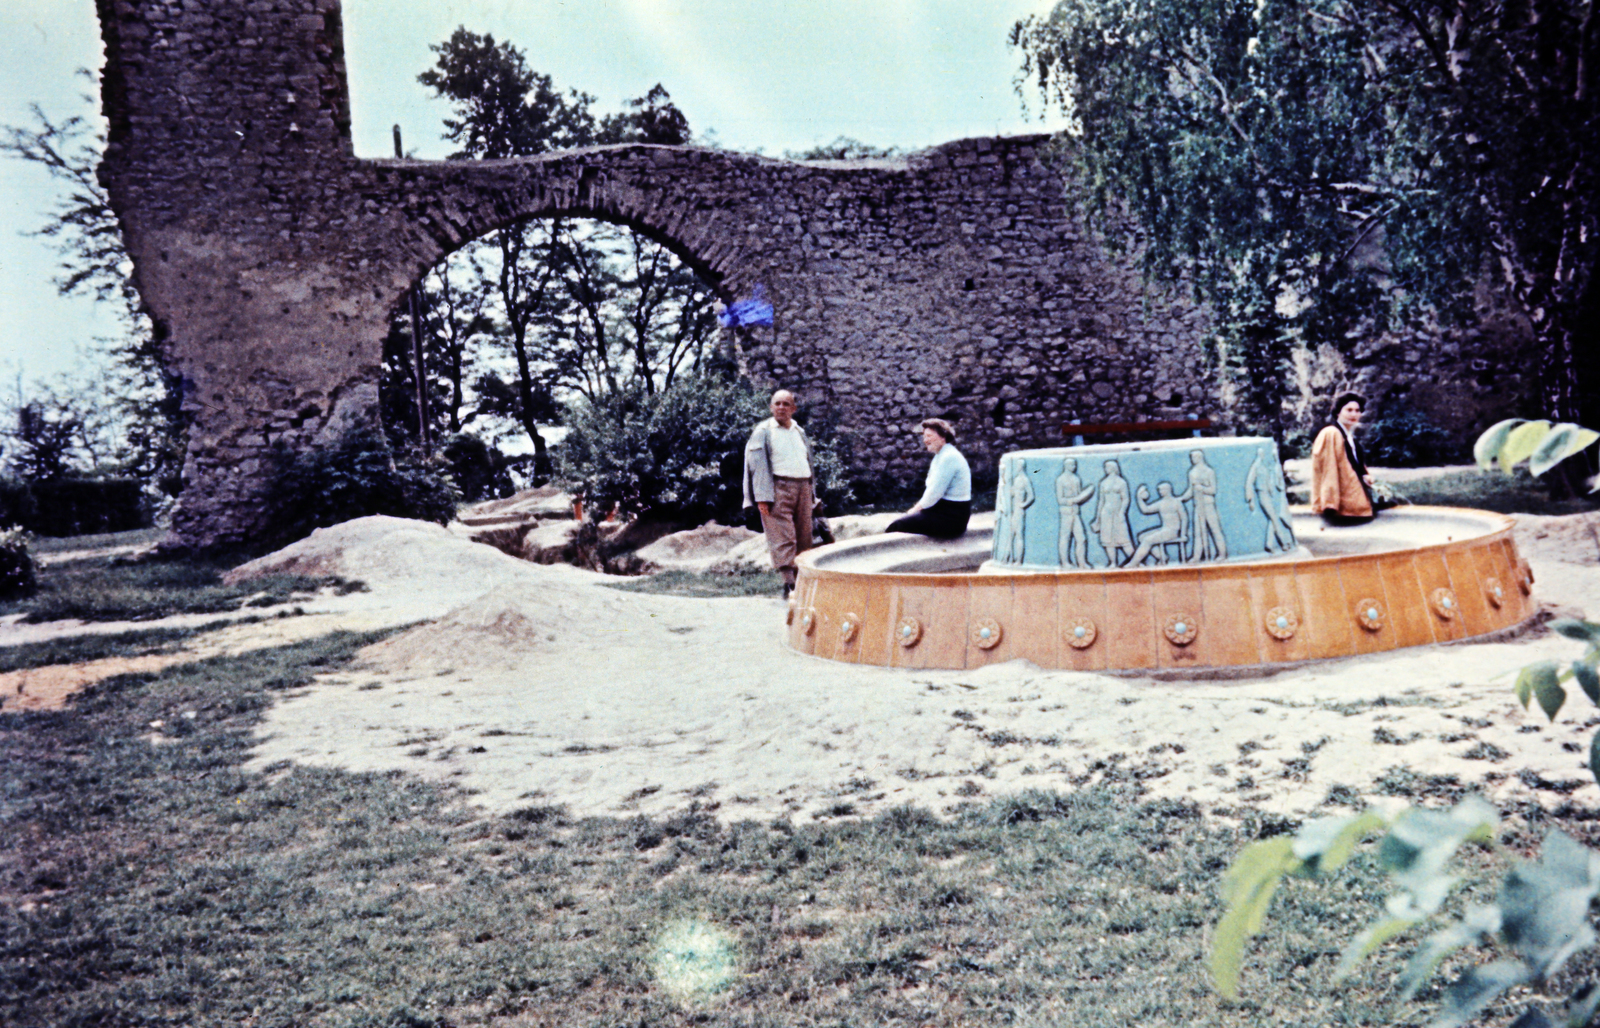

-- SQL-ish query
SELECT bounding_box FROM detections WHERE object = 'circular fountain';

[788,437,1535,672]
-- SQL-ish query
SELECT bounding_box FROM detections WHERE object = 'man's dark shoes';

[782,583,794,600]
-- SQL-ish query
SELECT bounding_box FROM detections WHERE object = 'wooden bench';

[1060,418,1214,445]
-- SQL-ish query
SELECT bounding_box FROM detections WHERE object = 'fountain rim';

[796,505,1518,584]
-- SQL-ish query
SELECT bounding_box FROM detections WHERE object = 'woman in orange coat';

[1311,392,1375,522]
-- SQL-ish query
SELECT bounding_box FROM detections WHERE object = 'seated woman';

[1312,392,1375,522]
[888,418,972,540]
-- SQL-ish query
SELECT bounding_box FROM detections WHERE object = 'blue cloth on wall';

[718,285,774,327]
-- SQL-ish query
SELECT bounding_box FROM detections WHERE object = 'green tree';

[1,93,185,489]
[412,29,716,480]
[1011,0,1599,432]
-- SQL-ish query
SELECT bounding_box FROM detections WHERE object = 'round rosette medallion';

[970,618,1003,649]
[1163,613,1198,646]
[1518,559,1535,594]
[1064,616,1098,650]
[1355,598,1386,632]
[839,613,861,643]
[799,608,817,636]
[896,616,923,648]
[1264,606,1299,641]
[1430,587,1459,620]
[1485,577,1505,609]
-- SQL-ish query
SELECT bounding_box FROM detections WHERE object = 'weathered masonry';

[95,0,1221,548]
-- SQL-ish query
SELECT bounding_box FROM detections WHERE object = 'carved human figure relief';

[1178,449,1228,562]
[1006,461,1036,563]
[1128,481,1189,566]
[1055,457,1097,568]
[1244,445,1296,553]
[1090,460,1134,567]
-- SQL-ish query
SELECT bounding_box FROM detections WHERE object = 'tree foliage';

[1012,0,1600,431]
[399,30,717,481]
[558,376,853,526]
[0,93,184,489]
[264,429,460,552]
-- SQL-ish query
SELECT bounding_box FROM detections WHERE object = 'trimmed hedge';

[0,477,150,537]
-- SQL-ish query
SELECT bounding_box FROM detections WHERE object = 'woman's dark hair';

[920,417,957,442]
[1330,392,1366,420]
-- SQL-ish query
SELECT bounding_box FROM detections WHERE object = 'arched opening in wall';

[380,214,728,501]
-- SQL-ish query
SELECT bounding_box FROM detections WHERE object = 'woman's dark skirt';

[887,499,972,540]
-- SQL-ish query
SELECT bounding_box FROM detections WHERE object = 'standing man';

[743,389,816,599]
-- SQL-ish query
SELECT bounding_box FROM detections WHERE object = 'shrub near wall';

[559,377,855,527]
[0,477,150,537]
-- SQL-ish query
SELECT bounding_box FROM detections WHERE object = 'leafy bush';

[558,377,853,525]
[0,476,150,537]
[0,526,37,600]
[1361,402,1457,467]
[264,429,461,550]
[440,433,515,502]
[1214,797,1600,1028]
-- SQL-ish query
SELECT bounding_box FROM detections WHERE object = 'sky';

[0,0,1067,390]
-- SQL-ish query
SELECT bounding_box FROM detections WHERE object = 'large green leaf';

[1572,660,1600,706]
[1529,424,1600,477]
[1212,836,1299,999]
[1380,798,1498,892]
[1499,831,1600,978]
[1291,811,1386,874]
[1431,960,1534,1028]
[1517,662,1563,717]
[1335,914,1422,979]
[1516,662,1566,720]
[1475,419,1527,470]
[1399,904,1503,1000]
[1499,420,1554,473]
[1551,619,1600,644]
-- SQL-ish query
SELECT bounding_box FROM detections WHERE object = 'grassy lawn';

[8,539,1600,1025]
[0,550,365,624]
[2,615,1598,1025]
[29,527,167,555]
[605,568,784,598]
[1385,469,1600,517]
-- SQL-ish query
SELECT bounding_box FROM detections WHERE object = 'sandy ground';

[5,509,1599,825]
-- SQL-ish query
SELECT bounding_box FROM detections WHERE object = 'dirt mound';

[357,584,589,673]
[634,523,758,572]
[224,516,534,600]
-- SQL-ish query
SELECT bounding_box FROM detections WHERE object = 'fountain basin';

[787,507,1535,672]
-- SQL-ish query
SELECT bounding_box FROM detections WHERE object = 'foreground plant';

[1214,797,1600,1028]
[1475,419,1599,493]
[1516,618,1600,783]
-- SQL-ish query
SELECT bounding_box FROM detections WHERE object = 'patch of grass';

[10,623,1600,1026]
[1318,693,1446,717]
[1395,468,1600,515]
[0,550,362,623]
[605,568,783,598]
[28,526,166,555]
[0,624,1456,1028]
[0,621,241,674]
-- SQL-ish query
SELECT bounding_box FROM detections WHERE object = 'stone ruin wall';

[93,0,1535,547]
